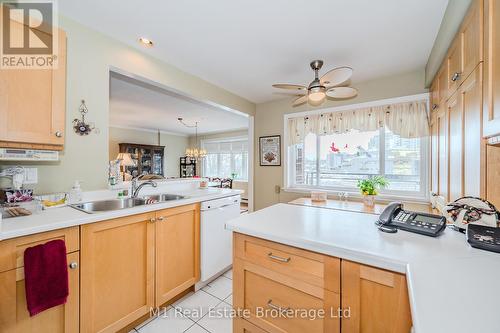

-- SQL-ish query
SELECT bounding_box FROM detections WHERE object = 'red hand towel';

[23,239,69,316]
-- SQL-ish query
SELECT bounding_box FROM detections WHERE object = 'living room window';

[202,137,248,180]
[284,95,429,200]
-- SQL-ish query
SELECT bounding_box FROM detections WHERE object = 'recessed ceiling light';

[138,37,154,47]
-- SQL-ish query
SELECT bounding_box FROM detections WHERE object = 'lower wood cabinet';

[233,258,340,333]
[341,260,412,333]
[0,252,80,333]
[80,203,200,333]
[233,233,412,333]
[155,204,200,306]
[80,212,156,333]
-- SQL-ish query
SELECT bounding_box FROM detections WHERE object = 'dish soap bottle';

[68,181,83,204]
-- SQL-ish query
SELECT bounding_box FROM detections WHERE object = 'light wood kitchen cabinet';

[486,145,500,207]
[446,36,463,98]
[233,233,340,333]
[462,66,485,197]
[341,261,412,333]
[430,79,440,111]
[437,107,449,200]
[80,204,200,332]
[0,252,79,333]
[0,14,66,150]
[430,111,439,195]
[234,316,270,333]
[483,0,500,137]
[446,0,483,100]
[81,212,155,333]
[155,204,200,306]
[447,90,464,201]
[437,66,448,105]
[461,0,483,81]
[233,257,340,333]
[0,227,80,333]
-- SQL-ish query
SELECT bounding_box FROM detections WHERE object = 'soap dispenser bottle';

[68,181,83,204]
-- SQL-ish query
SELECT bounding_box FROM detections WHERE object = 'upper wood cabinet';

[430,111,439,195]
[80,213,155,333]
[0,14,66,150]
[462,0,483,80]
[447,90,464,201]
[430,79,440,111]
[341,261,412,333]
[444,0,483,100]
[483,0,500,137]
[437,108,449,200]
[155,204,200,306]
[437,66,448,107]
[462,66,485,197]
[446,36,463,98]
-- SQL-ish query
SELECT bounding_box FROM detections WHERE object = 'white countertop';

[226,203,500,333]
[0,188,241,241]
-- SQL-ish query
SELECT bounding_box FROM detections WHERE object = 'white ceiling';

[109,73,248,135]
[60,0,448,104]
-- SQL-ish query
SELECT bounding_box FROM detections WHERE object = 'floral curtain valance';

[287,100,429,145]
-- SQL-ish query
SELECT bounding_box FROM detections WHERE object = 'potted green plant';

[357,176,389,207]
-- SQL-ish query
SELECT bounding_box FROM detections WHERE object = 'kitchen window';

[202,137,248,180]
[284,95,429,200]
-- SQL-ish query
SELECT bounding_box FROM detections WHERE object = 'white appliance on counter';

[197,194,240,289]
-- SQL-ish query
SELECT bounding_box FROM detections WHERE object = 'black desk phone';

[376,202,447,237]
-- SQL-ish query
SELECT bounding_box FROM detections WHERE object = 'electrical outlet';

[23,168,38,184]
[275,185,281,194]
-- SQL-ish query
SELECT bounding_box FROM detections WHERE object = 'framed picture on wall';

[259,135,281,166]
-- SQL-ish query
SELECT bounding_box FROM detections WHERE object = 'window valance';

[287,99,429,145]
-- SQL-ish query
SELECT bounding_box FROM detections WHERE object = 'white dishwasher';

[197,194,240,288]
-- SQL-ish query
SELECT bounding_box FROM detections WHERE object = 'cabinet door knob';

[149,217,156,223]
[69,262,78,269]
[157,216,165,221]
[55,131,63,137]
[451,72,461,82]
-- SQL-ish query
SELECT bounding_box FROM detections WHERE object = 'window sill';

[282,187,430,204]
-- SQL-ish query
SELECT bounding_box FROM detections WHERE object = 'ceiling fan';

[272,60,358,107]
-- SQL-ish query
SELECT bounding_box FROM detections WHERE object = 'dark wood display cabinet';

[119,143,165,177]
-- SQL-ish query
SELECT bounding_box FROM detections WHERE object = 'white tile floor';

[133,269,233,333]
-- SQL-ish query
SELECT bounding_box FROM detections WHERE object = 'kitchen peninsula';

[227,203,500,333]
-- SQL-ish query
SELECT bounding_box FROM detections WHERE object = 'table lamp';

[116,153,135,181]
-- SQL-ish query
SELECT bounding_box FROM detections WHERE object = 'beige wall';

[3,15,255,195]
[253,70,428,210]
[109,127,189,178]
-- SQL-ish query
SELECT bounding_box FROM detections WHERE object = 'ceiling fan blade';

[292,95,308,106]
[320,66,353,87]
[273,91,307,97]
[326,87,358,99]
[272,84,307,91]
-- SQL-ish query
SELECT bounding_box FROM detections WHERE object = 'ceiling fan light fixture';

[308,86,326,105]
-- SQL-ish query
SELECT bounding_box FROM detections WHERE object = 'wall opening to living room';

[108,69,254,212]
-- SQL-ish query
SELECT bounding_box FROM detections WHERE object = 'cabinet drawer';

[234,317,269,333]
[234,233,340,293]
[234,258,340,333]
[0,227,79,273]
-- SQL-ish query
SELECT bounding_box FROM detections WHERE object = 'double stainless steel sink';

[71,194,187,214]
